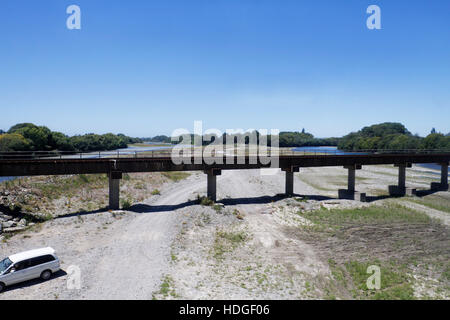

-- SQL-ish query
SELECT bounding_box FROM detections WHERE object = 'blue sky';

[1,0,449,137]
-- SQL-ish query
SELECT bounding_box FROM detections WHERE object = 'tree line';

[337,122,450,151]
[1,122,449,152]
[145,130,339,147]
[0,123,142,152]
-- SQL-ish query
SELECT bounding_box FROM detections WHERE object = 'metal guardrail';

[0,148,449,160]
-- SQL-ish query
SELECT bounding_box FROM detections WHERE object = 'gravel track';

[0,164,448,299]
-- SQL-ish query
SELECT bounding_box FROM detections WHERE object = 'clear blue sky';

[1,0,449,137]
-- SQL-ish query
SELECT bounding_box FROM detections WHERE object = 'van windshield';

[0,257,13,273]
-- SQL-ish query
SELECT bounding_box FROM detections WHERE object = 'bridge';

[0,150,449,209]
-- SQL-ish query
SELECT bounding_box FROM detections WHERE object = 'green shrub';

[121,199,132,209]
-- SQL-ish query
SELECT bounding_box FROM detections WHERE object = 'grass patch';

[212,229,248,260]
[121,198,132,210]
[32,174,107,200]
[297,204,431,232]
[153,275,177,299]
[296,175,335,192]
[151,189,161,195]
[406,195,450,214]
[162,172,190,182]
[326,258,414,300]
[344,260,414,300]
[295,204,449,299]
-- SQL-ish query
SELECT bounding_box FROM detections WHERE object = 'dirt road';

[1,166,448,299]
[0,172,206,299]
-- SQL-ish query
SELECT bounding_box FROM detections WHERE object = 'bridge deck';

[1,153,449,177]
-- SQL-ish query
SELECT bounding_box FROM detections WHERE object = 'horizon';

[1,1,449,137]
[1,120,448,140]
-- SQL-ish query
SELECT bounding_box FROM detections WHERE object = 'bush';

[197,195,214,206]
[121,199,132,209]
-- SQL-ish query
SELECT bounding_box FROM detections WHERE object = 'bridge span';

[0,152,449,209]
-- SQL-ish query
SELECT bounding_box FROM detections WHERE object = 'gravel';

[0,164,448,299]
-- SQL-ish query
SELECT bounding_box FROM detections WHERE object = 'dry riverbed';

[0,164,449,299]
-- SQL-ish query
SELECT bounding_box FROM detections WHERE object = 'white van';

[0,247,60,292]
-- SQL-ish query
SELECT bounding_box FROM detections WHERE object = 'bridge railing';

[278,148,450,156]
[0,148,450,160]
[0,149,175,160]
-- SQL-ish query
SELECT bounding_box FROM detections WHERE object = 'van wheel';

[40,270,52,281]
[0,282,5,293]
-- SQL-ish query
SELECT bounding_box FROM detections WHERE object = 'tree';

[421,133,450,150]
[2,122,142,152]
[8,123,52,150]
[338,122,415,151]
[49,132,73,151]
[0,133,31,151]
[431,128,436,134]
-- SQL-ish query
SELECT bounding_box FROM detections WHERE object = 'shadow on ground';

[219,194,334,205]
[366,187,442,202]
[125,194,334,213]
[53,187,444,217]
[1,269,67,293]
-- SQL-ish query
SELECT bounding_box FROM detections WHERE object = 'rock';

[4,226,27,233]
[18,218,27,226]
[2,221,16,228]
[0,214,13,221]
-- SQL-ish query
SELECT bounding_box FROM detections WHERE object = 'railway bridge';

[0,151,449,209]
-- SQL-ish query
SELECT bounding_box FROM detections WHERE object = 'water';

[417,163,448,172]
[115,144,174,153]
[57,143,177,159]
[0,177,16,183]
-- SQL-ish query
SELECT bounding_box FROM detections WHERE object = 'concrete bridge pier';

[431,162,449,191]
[282,167,299,196]
[108,171,122,210]
[205,169,221,202]
[339,164,366,201]
[389,163,416,196]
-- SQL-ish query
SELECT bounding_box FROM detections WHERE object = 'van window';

[14,260,29,271]
[0,257,12,273]
[29,255,55,267]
